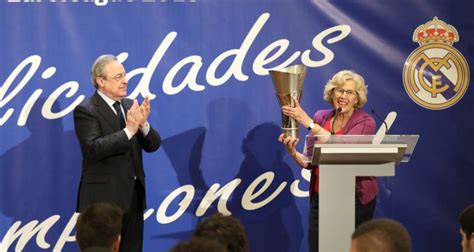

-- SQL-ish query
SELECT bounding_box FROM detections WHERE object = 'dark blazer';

[73,92,161,212]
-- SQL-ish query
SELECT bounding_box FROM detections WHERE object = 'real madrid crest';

[403,17,470,110]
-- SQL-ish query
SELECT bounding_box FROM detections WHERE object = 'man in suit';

[74,55,161,252]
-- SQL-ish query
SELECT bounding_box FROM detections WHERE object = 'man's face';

[461,229,473,252]
[97,61,127,101]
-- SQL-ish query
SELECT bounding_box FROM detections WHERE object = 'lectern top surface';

[303,134,419,163]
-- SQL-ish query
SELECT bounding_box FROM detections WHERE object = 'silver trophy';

[270,64,307,138]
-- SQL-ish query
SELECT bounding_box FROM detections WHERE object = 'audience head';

[171,237,227,252]
[193,212,249,252]
[459,204,474,252]
[350,218,411,252]
[76,202,123,252]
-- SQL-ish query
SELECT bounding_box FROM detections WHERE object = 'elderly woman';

[278,70,376,252]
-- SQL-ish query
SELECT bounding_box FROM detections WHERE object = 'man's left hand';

[137,96,151,128]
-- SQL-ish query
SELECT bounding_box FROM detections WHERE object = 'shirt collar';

[97,90,120,107]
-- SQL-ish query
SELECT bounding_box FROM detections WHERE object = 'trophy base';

[282,127,299,138]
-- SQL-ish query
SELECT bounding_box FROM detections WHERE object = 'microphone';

[330,107,342,135]
[371,108,388,134]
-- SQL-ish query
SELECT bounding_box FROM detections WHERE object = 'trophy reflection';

[270,65,307,138]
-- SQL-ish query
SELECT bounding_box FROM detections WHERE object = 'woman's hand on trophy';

[281,97,312,126]
[278,133,299,155]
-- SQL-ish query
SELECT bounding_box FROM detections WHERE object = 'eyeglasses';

[334,88,357,97]
[103,73,126,82]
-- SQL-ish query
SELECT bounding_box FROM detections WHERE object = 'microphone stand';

[330,107,342,135]
[371,108,389,134]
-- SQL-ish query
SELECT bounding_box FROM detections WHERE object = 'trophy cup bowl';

[269,64,307,138]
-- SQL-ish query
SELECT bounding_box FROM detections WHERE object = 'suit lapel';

[92,92,121,131]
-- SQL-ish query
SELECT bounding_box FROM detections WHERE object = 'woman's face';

[332,79,359,113]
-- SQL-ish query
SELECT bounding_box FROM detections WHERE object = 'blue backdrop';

[1,0,473,251]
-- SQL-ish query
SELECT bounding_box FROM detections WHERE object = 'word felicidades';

[0,12,350,127]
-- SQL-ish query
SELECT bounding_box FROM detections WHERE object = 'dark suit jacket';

[73,92,161,212]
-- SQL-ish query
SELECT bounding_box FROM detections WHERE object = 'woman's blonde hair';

[323,70,368,109]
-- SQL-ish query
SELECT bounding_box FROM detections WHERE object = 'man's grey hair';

[91,55,118,89]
